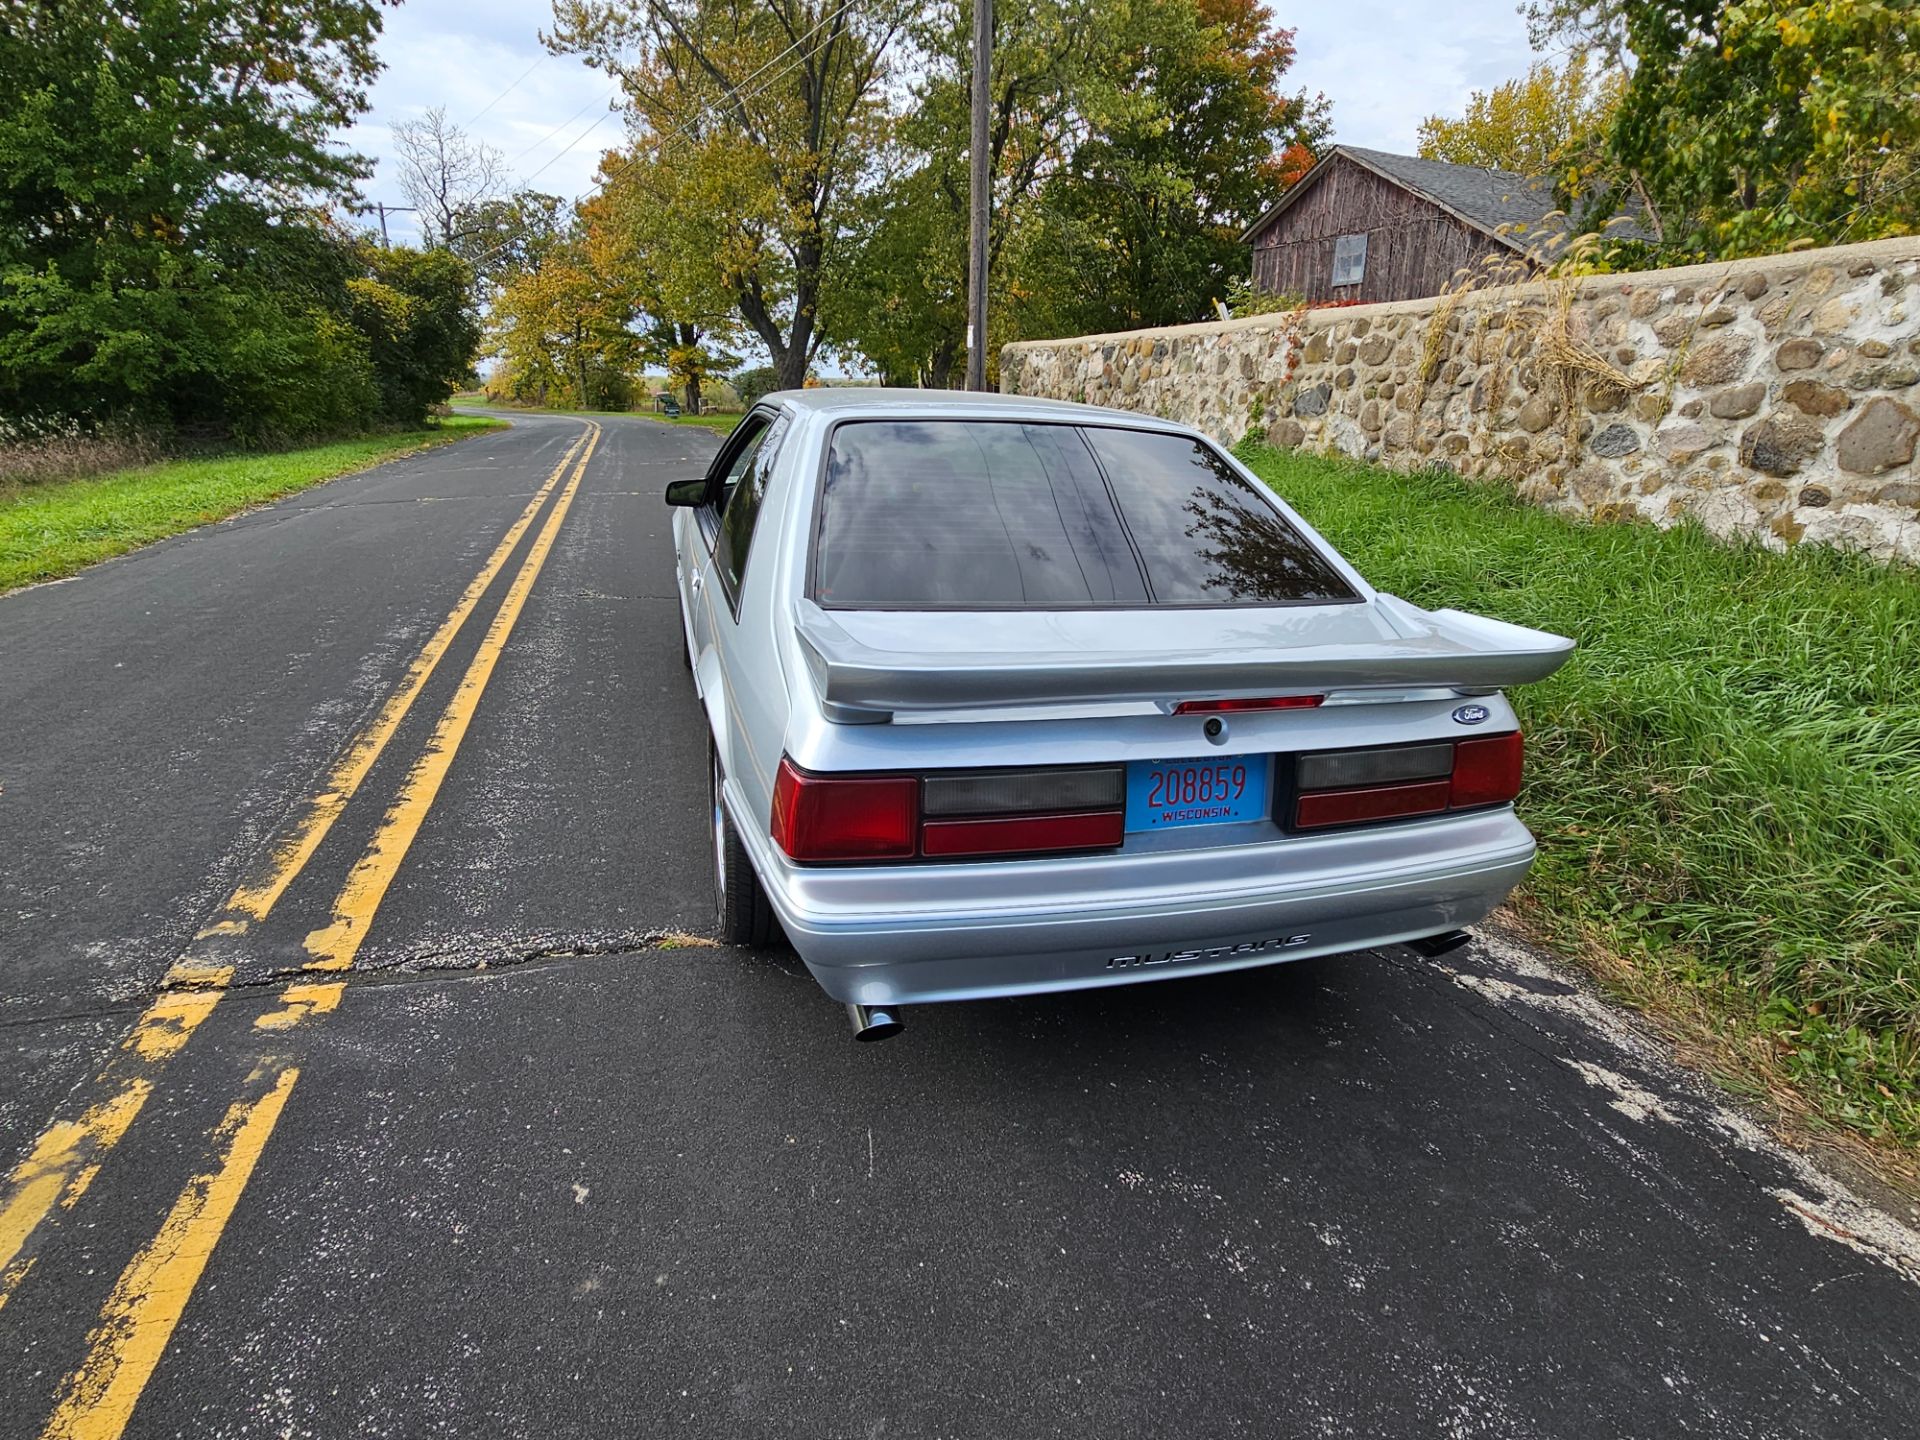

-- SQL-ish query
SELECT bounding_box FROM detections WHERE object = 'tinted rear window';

[811,421,1359,610]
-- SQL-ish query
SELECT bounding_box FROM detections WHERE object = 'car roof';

[762,387,1193,432]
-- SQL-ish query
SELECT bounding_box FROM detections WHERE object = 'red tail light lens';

[1291,732,1524,830]
[1295,779,1452,829]
[1450,731,1524,808]
[771,759,917,861]
[922,810,1125,858]
[1173,695,1324,715]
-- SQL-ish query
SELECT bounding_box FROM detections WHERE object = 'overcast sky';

[347,0,1541,247]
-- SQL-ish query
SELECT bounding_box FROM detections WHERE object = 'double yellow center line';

[4,421,599,1440]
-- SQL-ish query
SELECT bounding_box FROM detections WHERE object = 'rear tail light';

[772,760,917,861]
[1292,732,1523,830]
[1449,731,1524,809]
[923,766,1123,816]
[1295,779,1452,829]
[772,760,1125,863]
[1174,695,1324,714]
[1295,742,1453,791]
[923,810,1125,858]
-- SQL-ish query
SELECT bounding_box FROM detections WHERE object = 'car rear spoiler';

[793,598,1574,723]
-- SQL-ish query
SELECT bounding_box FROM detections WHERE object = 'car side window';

[716,412,789,606]
[710,415,772,517]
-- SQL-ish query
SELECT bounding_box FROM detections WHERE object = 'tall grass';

[1240,444,1920,1145]
[0,421,166,491]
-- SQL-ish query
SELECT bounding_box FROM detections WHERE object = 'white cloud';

[1285,1,1538,153]
[354,0,1545,243]
[354,0,622,246]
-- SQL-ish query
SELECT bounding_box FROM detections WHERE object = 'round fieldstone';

[1812,298,1857,334]
[1652,313,1694,347]
[1775,339,1823,371]
[1586,380,1628,414]
[1681,334,1754,386]
[1589,423,1640,458]
[1292,382,1332,417]
[1708,382,1766,419]
[1849,362,1918,391]
[1781,380,1849,418]
[1740,414,1824,477]
[1654,423,1713,464]
[1836,397,1920,475]
[1516,395,1556,433]
[1798,484,1832,507]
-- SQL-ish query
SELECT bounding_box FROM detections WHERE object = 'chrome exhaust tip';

[1406,929,1472,958]
[846,1002,905,1042]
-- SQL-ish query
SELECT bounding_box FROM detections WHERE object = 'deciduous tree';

[489,212,644,410]
[0,0,396,435]
[1528,0,1920,255]
[1417,54,1622,181]
[831,0,1091,386]
[391,106,509,252]
[1010,0,1329,337]
[545,0,904,390]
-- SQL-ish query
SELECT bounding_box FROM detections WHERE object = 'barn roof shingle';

[1240,145,1648,252]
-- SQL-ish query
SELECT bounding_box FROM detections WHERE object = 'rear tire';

[711,743,780,948]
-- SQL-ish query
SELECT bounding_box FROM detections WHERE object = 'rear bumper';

[732,798,1536,1005]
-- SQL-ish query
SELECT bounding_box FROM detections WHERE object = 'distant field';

[453,398,742,435]
[1239,441,1920,1160]
[0,416,504,594]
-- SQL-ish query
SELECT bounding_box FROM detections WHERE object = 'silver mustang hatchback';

[669,390,1572,1040]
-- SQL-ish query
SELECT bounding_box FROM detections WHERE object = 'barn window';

[1331,233,1368,287]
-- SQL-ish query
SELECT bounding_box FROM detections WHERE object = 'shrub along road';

[1,413,1916,1438]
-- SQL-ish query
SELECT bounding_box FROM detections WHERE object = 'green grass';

[645,411,745,435]
[1239,443,1920,1149]
[452,398,743,434]
[0,417,504,594]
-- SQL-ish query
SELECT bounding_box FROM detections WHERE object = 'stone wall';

[1000,237,1920,564]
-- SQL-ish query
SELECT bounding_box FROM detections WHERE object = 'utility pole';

[369,201,415,246]
[965,0,992,392]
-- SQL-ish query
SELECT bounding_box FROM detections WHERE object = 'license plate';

[1124,757,1272,832]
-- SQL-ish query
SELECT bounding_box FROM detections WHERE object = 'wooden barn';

[1241,146,1581,305]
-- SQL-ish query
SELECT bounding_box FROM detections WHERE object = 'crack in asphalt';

[0,933,717,1031]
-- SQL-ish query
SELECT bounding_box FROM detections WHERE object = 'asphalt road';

[3,411,1917,1439]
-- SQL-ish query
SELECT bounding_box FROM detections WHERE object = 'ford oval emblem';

[1452,704,1491,725]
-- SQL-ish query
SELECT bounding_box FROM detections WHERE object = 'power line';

[463,55,545,128]
[589,0,872,198]
[507,89,616,170]
[469,0,873,273]
[520,107,618,187]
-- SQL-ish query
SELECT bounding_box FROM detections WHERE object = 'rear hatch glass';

[810,420,1360,610]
